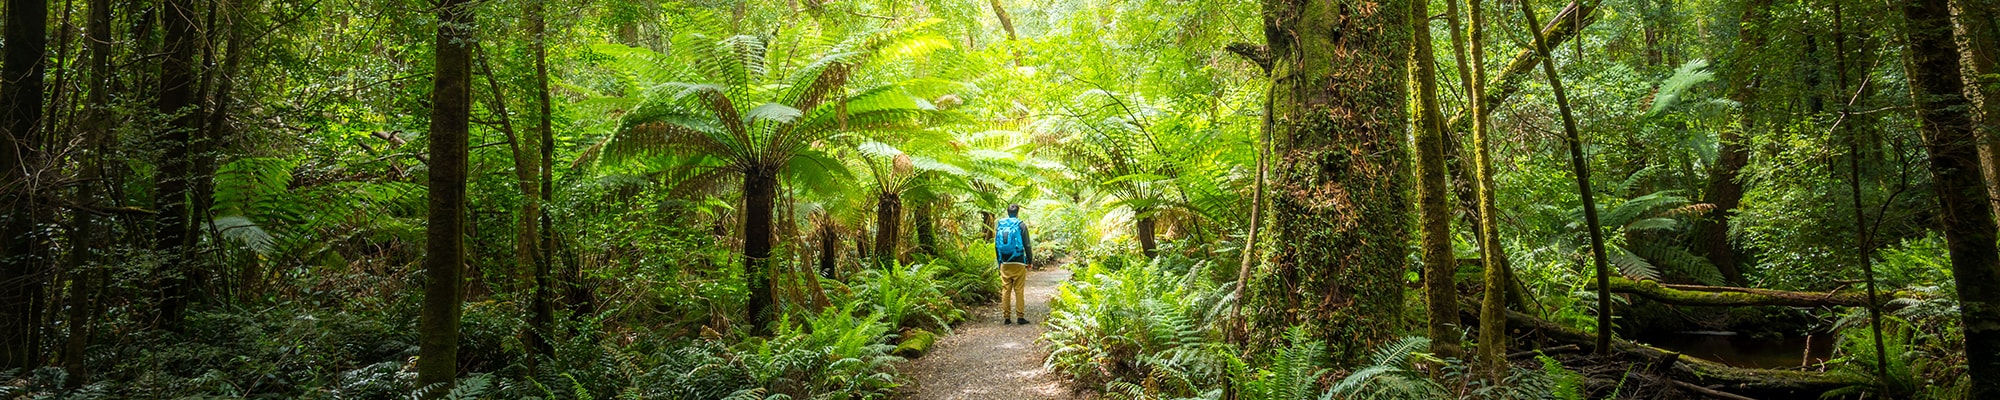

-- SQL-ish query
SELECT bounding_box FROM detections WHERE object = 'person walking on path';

[994,204,1034,324]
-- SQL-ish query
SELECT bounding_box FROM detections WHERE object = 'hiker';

[994,204,1034,325]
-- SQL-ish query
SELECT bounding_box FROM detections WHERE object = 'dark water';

[1634,331,1836,369]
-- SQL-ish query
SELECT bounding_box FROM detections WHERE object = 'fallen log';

[1605,277,1896,308]
[1463,309,1866,398]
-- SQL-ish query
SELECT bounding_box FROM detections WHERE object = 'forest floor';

[897,267,1086,400]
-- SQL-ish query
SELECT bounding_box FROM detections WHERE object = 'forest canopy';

[1,0,1998,398]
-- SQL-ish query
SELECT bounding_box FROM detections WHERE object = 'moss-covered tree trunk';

[1691,0,1772,285]
[1900,0,2000,395]
[1246,0,1411,363]
[419,0,474,393]
[1409,0,1460,357]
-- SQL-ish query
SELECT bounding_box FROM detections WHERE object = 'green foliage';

[835,262,968,331]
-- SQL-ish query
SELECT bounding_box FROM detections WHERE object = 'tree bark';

[418,0,475,393]
[1954,0,2000,224]
[874,192,902,266]
[1691,0,1773,286]
[742,167,779,333]
[1411,0,1461,358]
[1246,0,1412,363]
[1516,0,1614,354]
[474,37,552,361]
[1,0,51,371]
[818,224,840,279]
[1901,0,2000,396]
[153,0,203,333]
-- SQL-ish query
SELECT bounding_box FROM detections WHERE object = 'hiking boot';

[1002,318,1012,325]
[1016,318,1030,325]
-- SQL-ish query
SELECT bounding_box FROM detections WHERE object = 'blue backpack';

[995,217,1025,260]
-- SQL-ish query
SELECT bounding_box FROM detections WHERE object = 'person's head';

[1006,204,1021,217]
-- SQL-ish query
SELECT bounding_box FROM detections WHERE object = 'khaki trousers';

[1000,262,1028,319]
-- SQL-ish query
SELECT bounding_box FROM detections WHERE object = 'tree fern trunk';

[1136,215,1158,258]
[875,193,902,267]
[1247,0,1412,364]
[743,167,779,333]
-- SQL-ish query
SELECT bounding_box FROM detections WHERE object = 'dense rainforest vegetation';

[2,0,1999,398]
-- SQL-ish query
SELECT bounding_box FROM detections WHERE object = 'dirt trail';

[898,267,1083,400]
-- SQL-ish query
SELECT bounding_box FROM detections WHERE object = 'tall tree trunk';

[531,0,567,325]
[1834,2,1891,383]
[1955,0,2000,223]
[1465,0,1510,376]
[874,193,902,266]
[1410,0,1461,358]
[1,0,51,371]
[1901,0,2000,395]
[1246,0,1412,363]
[987,0,1021,64]
[1517,0,1614,354]
[62,0,117,381]
[1691,0,1773,285]
[1136,214,1158,258]
[154,0,203,333]
[742,167,779,333]
[418,0,475,393]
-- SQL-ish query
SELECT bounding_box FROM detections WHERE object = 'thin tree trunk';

[418,0,475,393]
[1516,0,1614,354]
[874,193,902,266]
[1247,0,1412,363]
[1466,0,1510,375]
[1900,0,2000,395]
[1833,2,1891,384]
[742,167,779,333]
[1411,0,1461,358]
[154,0,203,333]
[1692,0,1773,285]
[530,0,567,326]
[988,0,1021,64]
[0,0,52,370]
[475,39,552,361]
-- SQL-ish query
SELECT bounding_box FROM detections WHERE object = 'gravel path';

[898,267,1085,400]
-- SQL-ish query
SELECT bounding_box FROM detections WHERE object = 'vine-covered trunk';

[1463,0,1510,376]
[1410,0,1460,357]
[1901,0,2000,395]
[0,0,50,370]
[418,0,474,393]
[1246,0,1412,363]
[874,193,902,266]
[1136,215,1158,258]
[742,167,779,332]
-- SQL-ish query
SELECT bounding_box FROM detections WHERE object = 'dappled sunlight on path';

[899,268,1084,400]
